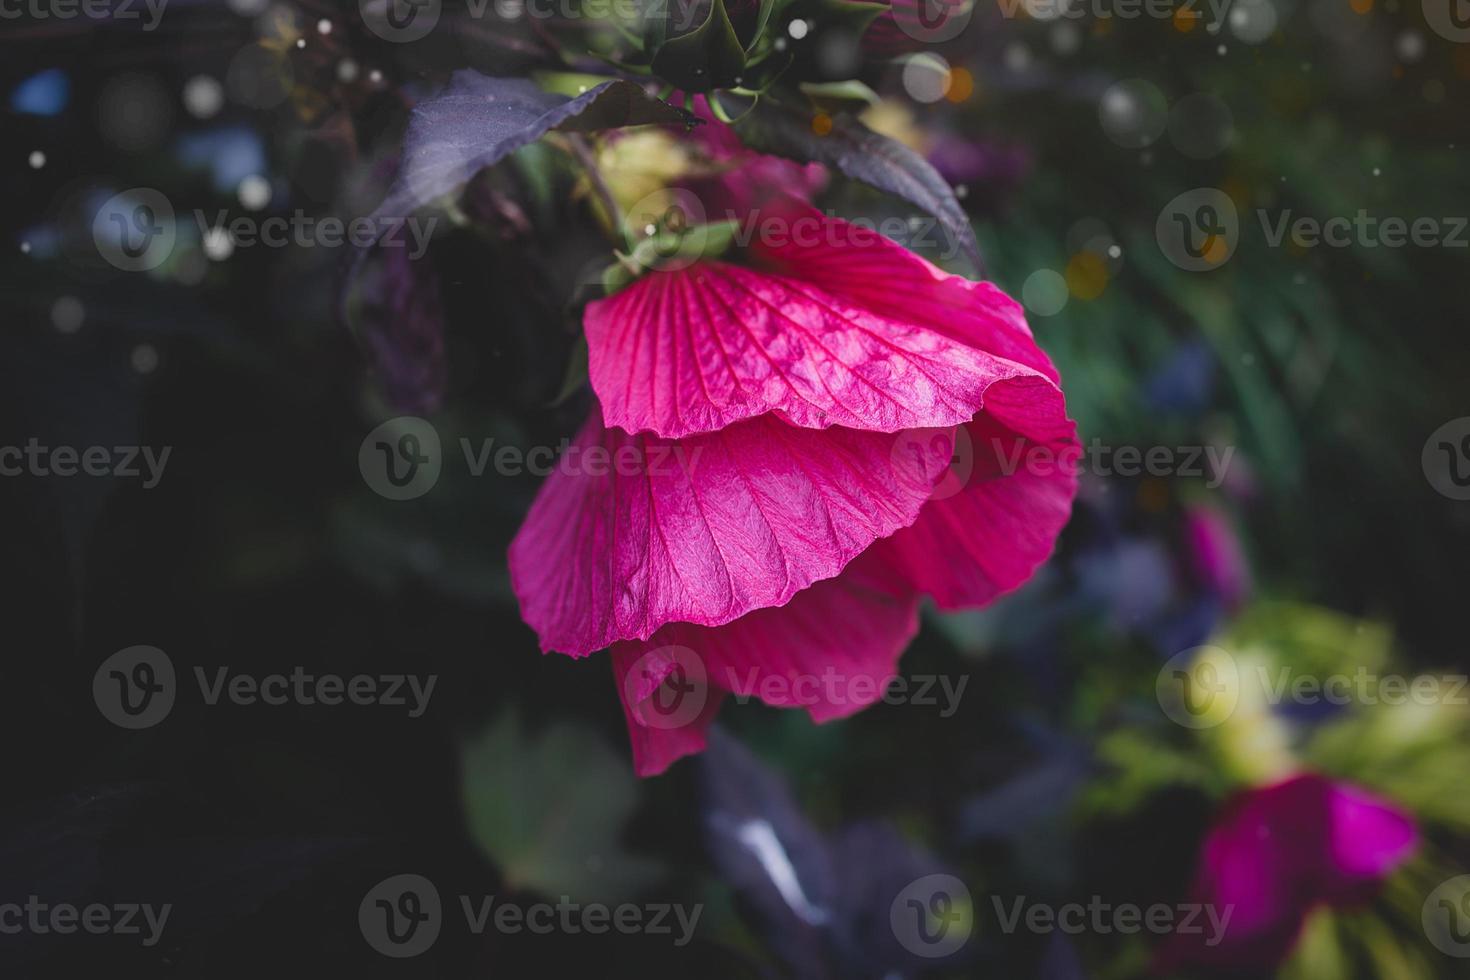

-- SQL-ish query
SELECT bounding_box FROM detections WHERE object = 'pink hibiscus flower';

[1155,773,1418,973]
[509,197,1077,776]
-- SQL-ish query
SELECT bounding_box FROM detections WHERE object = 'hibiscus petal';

[586,260,1034,440]
[610,554,920,775]
[707,554,921,723]
[508,408,955,656]
[610,642,726,777]
[747,204,1062,384]
[875,383,1079,609]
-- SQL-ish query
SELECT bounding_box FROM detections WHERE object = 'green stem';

[564,133,630,251]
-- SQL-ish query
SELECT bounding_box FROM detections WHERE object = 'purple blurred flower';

[926,132,1032,190]
[1143,337,1216,416]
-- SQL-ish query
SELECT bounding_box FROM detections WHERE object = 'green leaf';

[601,219,743,294]
[736,50,793,92]
[802,0,886,33]
[642,0,668,56]
[798,79,881,112]
[748,0,781,50]
[650,0,747,92]
[460,710,662,903]
[548,334,589,407]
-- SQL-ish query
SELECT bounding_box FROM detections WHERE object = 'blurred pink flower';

[927,133,1031,188]
[1155,773,1418,973]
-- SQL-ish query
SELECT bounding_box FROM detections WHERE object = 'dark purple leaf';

[700,729,969,977]
[958,726,1091,842]
[699,728,838,977]
[829,822,961,976]
[733,98,982,272]
[367,73,695,240]
[360,246,446,414]
[341,73,696,327]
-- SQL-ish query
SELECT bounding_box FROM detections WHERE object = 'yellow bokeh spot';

[860,100,927,151]
[1172,6,1197,32]
[1349,0,1372,12]
[811,113,833,136]
[1220,176,1250,210]
[945,68,975,103]
[1064,251,1109,300]
[1202,235,1230,265]
[1210,648,1296,784]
